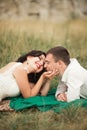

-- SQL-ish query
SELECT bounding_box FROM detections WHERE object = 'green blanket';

[10,89,87,112]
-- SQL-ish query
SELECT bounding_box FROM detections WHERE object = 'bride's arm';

[39,79,51,96]
[13,68,52,98]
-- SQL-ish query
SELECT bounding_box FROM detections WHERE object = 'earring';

[27,60,30,65]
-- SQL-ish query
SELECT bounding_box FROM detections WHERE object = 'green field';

[0,19,87,130]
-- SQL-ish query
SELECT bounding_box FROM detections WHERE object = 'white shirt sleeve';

[66,75,83,102]
[55,80,67,100]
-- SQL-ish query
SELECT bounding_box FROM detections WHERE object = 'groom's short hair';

[47,46,70,65]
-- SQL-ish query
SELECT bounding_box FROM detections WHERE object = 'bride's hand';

[42,69,59,80]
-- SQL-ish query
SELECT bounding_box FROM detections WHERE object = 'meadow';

[0,19,87,130]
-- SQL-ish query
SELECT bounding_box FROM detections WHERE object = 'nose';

[44,62,47,68]
[40,60,44,65]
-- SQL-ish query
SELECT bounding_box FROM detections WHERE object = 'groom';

[44,46,87,102]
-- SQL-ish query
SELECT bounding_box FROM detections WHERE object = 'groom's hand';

[57,93,67,102]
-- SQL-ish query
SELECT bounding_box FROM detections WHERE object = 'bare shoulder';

[0,62,17,73]
[7,62,17,66]
[3,62,17,68]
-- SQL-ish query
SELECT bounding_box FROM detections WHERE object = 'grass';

[0,18,87,130]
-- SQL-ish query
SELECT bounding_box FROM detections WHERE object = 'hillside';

[0,0,87,21]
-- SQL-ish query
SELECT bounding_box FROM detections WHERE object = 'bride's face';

[27,54,45,73]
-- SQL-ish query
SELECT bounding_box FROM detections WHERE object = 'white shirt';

[55,58,87,102]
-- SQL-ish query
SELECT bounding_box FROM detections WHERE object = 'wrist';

[46,79,51,82]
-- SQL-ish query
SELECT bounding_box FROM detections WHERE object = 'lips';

[35,62,41,69]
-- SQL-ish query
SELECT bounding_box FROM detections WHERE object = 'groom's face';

[44,53,58,72]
